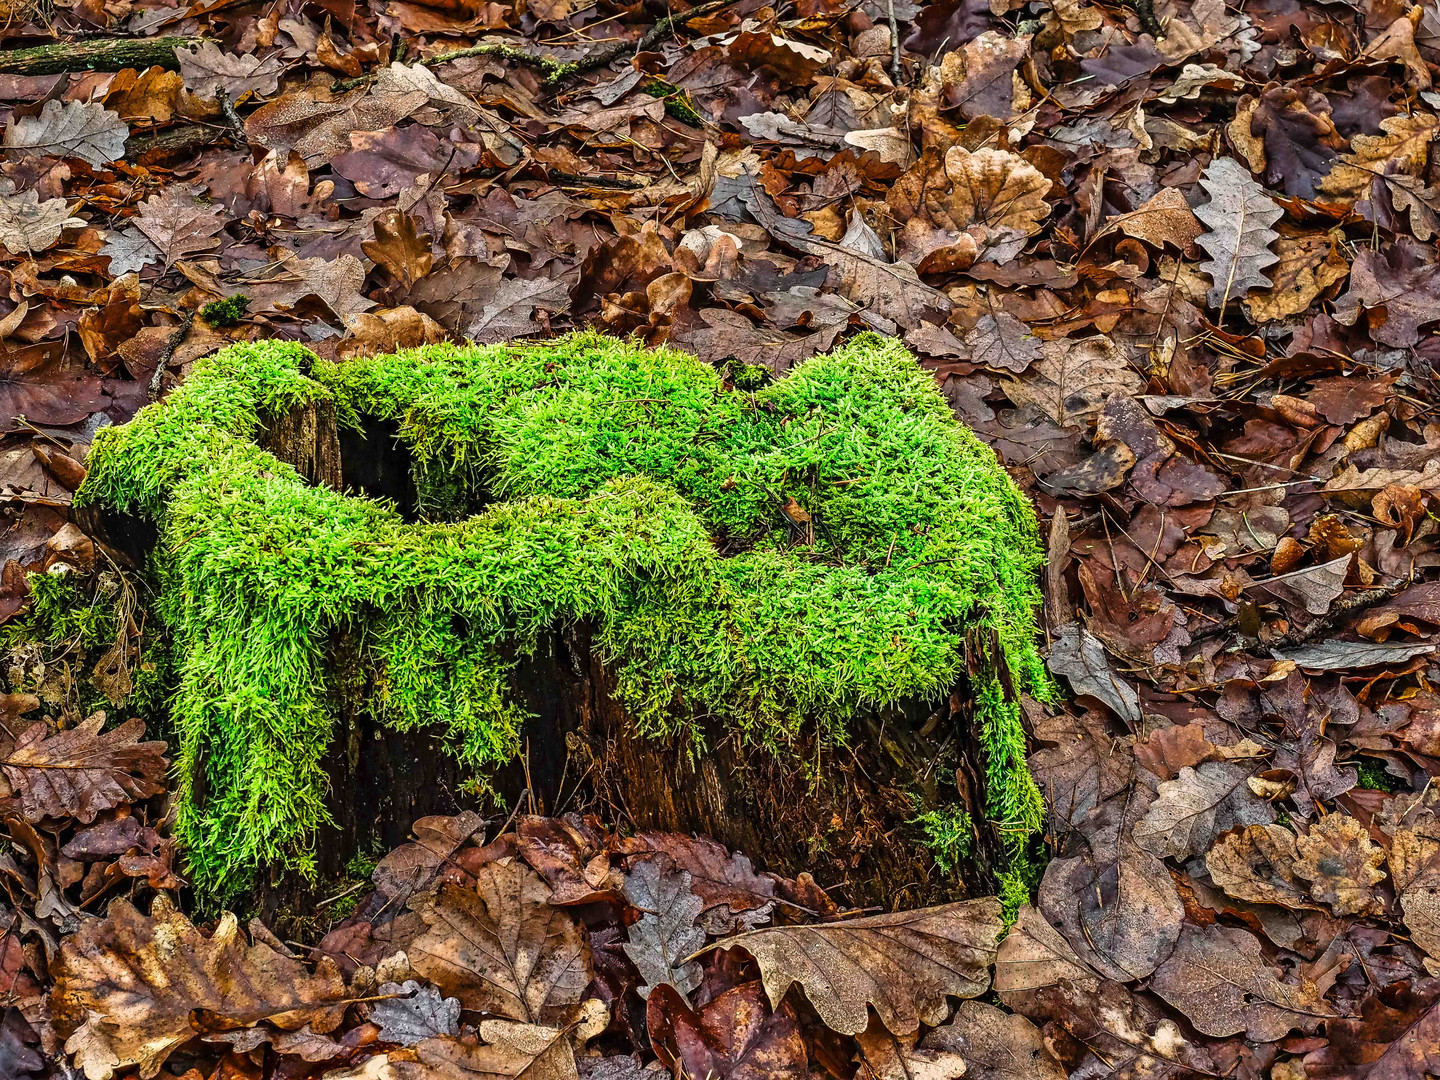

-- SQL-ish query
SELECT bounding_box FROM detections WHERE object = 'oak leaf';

[371,981,461,1046]
[714,897,1002,1036]
[890,147,1051,269]
[3,100,128,168]
[1133,761,1275,860]
[648,982,808,1080]
[1319,113,1437,204]
[363,209,434,289]
[919,1000,1066,1080]
[465,278,571,344]
[1194,155,1282,311]
[1205,824,1309,908]
[177,41,284,101]
[392,1003,608,1080]
[0,185,84,255]
[0,714,166,824]
[133,186,227,266]
[408,860,593,1025]
[1150,923,1335,1042]
[621,858,704,1002]
[1003,334,1143,429]
[1093,187,1203,255]
[1293,813,1386,916]
[51,894,350,1080]
[855,1019,968,1080]
[1244,231,1349,322]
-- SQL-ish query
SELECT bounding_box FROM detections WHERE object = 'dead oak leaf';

[392,1002,608,1080]
[1205,823,1310,909]
[1,714,165,824]
[1133,761,1275,861]
[855,1018,968,1080]
[672,308,842,376]
[133,186,227,266]
[363,209,434,289]
[1093,187,1203,256]
[713,897,1002,1036]
[1150,923,1335,1042]
[408,859,593,1025]
[621,858,704,1002]
[1384,790,1440,960]
[964,311,1039,373]
[177,41,284,102]
[890,146,1051,269]
[0,184,83,255]
[465,278,571,344]
[1195,155,1282,312]
[3,100,128,169]
[648,982,808,1080]
[51,894,350,1080]
[938,30,1032,123]
[1293,813,1386,916]
[1319,113,1437,204]
[1332,236,1440,348]
[919,1000,1066,1080]
[1003,334,1143,427]
[1244,231,1350,322]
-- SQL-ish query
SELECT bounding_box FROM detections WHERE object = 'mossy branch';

[0,36,202,75]
[421,0,740,87]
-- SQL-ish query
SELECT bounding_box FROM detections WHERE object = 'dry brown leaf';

[338,307,447,359]
[938,31,1032,122]
[715,898,1002,1036]
[890,146,1051,269]
[1133,761,1276,860]
[920,1000,1067,1080]
[1150,923,1335,1042]
[1243,231,1350,322]
[408,859,593,1025]
[1319,113,1438,203]
[1205,824,1309,908]
[363,209,435,289]
[993,904,1100,998]
[52,894,350,1080]
[1,714,166,824]
[133,186,227,266]
[1003,335,1143,427]
[1292,813,1386,916]
[1094,187,1203,255]
[855,1020,969,1080]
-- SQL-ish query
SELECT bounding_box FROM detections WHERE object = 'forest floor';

[4,0,1440,1076]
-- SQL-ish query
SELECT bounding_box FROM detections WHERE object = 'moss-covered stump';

[76,331,1048,903]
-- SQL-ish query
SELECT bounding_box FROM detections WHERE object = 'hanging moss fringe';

[77,331,1048,896]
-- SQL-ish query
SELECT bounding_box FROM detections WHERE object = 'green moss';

[1356,758,1404,792]
[77,331,1048,896]
[201,294,250,328]
[911,804,973,875]
[2,570,171,719]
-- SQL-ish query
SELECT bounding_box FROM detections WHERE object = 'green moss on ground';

[78,331,1048,896]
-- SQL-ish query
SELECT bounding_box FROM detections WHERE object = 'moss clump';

[201,294,249,328]
[78,331,1048,896]
[912,804,973,875]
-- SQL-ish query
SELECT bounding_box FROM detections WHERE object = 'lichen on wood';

[77,331,1048,895]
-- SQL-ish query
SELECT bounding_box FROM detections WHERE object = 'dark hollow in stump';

[248,398,1006,924]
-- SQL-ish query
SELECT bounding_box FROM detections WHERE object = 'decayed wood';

[258,399,344,490]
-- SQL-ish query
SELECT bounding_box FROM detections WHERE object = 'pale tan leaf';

[921,1000,1067,1080]
[1243,231,1349,322]
[1133,761,1276,860]
[1292,813,1386,916]
[1205,824,1309,908]
[52,895,350,1080]
[715,898,1002,1036]
[4,100,128,168]
[408,860,593,1025]
[1319,113,1437,203]
[176,41,284,101]
[0,185,84,254]
[1194,155,1282,310]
